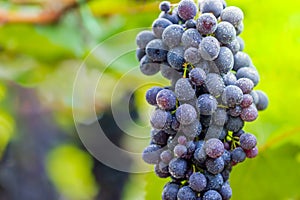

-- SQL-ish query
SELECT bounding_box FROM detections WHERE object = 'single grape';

[206,157,225,174]
[177,186,197,200]
[140,55,161,76]
[146,39,168,62]
[175,78,196,101]
[184,47,201,64]
[178,135,187,145]
[236,67,260,86]
[160,150,174,164]
[240,133,257,150]
[169,158,188,179]
[176,104,197,125]
[233,51,252,71]
[245,146,258,158]
[205,138,224,158]
[236,77,254,94]
[189,68,206,86]
[150,109,171,129]
[156,89,177,110]
[222,85,243,107]
[162,182,180,200]
[225,116,244,132]
[162,24,185,48]
[256,90,269,111]
[205,172,224,190]
[211,108,227,126]
[240,94,253,108]
[200,0,223,17]
[142,144,162,164]
[198,94,218,115]
[189,172,207,192]
[167,46,185,70]
[181,28,202,49]
[214,46,234,74]
[152,18,173,38]
[159,1,171,13]
[203,190,222,200]
[199,36,220,61]
[160,10,180,24]
[136,30,156,49]
[231,147,246,163]
[177,0,197,20]
[196,13,218,35]
[222,72,237,86]
[205,73,225,97]
[220,6,244,28]
[214,21,236,45]
[240,104,258,122]
[174,144,188,157]
[220,182,232,200]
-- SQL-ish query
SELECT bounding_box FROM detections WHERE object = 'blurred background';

[0,0,299,199]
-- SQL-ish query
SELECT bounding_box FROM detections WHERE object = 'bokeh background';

[0,0,299,199]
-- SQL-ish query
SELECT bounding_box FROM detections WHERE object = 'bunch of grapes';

[136,0,269,199]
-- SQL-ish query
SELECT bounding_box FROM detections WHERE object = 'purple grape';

[142,144,162,164]
[240,104,258,122]
[203,190,222,200]
[200,0,223,18]
[152,18,173,38]
[189,68,206,86]
[228,106,242,117]
[222,85,243,108]
[176,104,197,125]
[240,94,253,108]
[245,146,258,158]
[236,77,254,94]
[159,1,171,13]
[231,147,246,163]
[160,150,174,164]
[205,157,225,174]
[256,90,269,111]
[156,89,177,110]
[162,182,180,200]
[198,94,218,115]
[174,144,188,157]
[205,138,224,158]
[169,158,188,179]
[196,13,218,35]
[220,182,232,200]
[177,0,197,20]
[240,133,257,150]
[177,186,197,200]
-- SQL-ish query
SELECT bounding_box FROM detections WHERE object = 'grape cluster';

[136,0,269,199]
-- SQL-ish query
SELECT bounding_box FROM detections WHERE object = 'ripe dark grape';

[203,190,222,200]
[142,144,162,164]
[181,28,202,49]
[205,172,224,190]
[245,146,258,158]
[231,147,246,163]
[156,89,177,110]
[256,90,269,111]
[146,39,168,62]
[205,138,224,158]
[205,73,225,97]
[162,25,185,48]
[198,94,217,115]
[199,36,220,61]
[150,109,171,129]
[189,172,207,192]
[220,182,232,200]
[162,182,180,200]
[176,104,197,125]
[236,77,254,94]
[185,19,197,29]
[214,46,234,74]
[214,22,236,44]
[146,86,163,106]
[174,144,188,157]
[160,150,174,164]
[140,55,161,76]
[184,47,201,64]
[177,186,197,200]
[222,85,243,107]
[175,78,196,101]
[225,39,240,55]
[222,72,237,86]
[240,94,253,108]
[177,0,197,20]
[136,30,156,49]
[221,6,244,27]
[200,0,223,18]
[239,133,257,150]
[152,18,173,38]
[159,1,171,13]
[189,68,206,86]
[236,67,260,86]
[196,13,218,35]
[206,157,225,174]
[226,116,244,132]
[240,104,258,122]
[233,51,252,71]
[167,46,185,70]
[169,158,188,179]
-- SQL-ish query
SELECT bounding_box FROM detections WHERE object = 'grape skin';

[162,25,185,48]
[239,133,257,150]
[214,21,236,45]
[200,0,223,18]
[162,182,180,200]
[152,18,173,38]
[181,28,202,49]
[184,47,201,64]
[198,94,218,115]
[220,6,244,28]
[177,186,197,200]
[205,138,225,158]
[256,90,269,110]
[136,30,156,49]
[203,190,222,200]
[177,0,197,20]
[176,104,197,125]
[199,36,221,61]
[140,55,161,76]
[189,172,207,192]
[196,13,218,35]
[214,46,234,74]
[167,46,185,70]
[146,39,168,62]
[156,89,177,110]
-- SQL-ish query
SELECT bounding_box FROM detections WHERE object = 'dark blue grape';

[245,146,258,158]
[224,39,240,55]
[177,186,197,200]
[185,19,197,29]
[159,1,171,13]
[146,39,168,62]
[205,172,224,190]
[203,190,222,200]
[236,67,260,86]
[155,163,170,178]
[205,138,224,158]
[142,144,162,164]
[206,157,225,174]
[176,104,197,125]
[169,158,188,179]
[189,68,206,86]
[199,36,220,61]
[256,90,269,111]
[225,116,244,132]
[136,30,156,49]
[162,25,185,48]
[220,6,244,28]
[140,55,161,76]
[228,105,242,117]
[136,48,146,61]
[222,85,243,108]
[233,51,252,71]
[150,109,172,129]
[162,182,180,200]
[214,46,234,74]
[231,147,246,163]
[222,72,237,86]
[240,94,253,108]
[184,47,201,64]
[151,129,169,146]
[160,150,173,164]
[189,172,207,192]
[167,46,185,70]
[174,144,188,158]
[220,182,232,200]
[181,28,202,49]
[152,18,173,38]
[236,77,254,94]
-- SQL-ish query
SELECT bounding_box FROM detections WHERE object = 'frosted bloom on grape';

[162,25,184,48]
[175,104,197,125]
[178,0,197,20]
[199,36,220,61]
[204,138,224,158]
